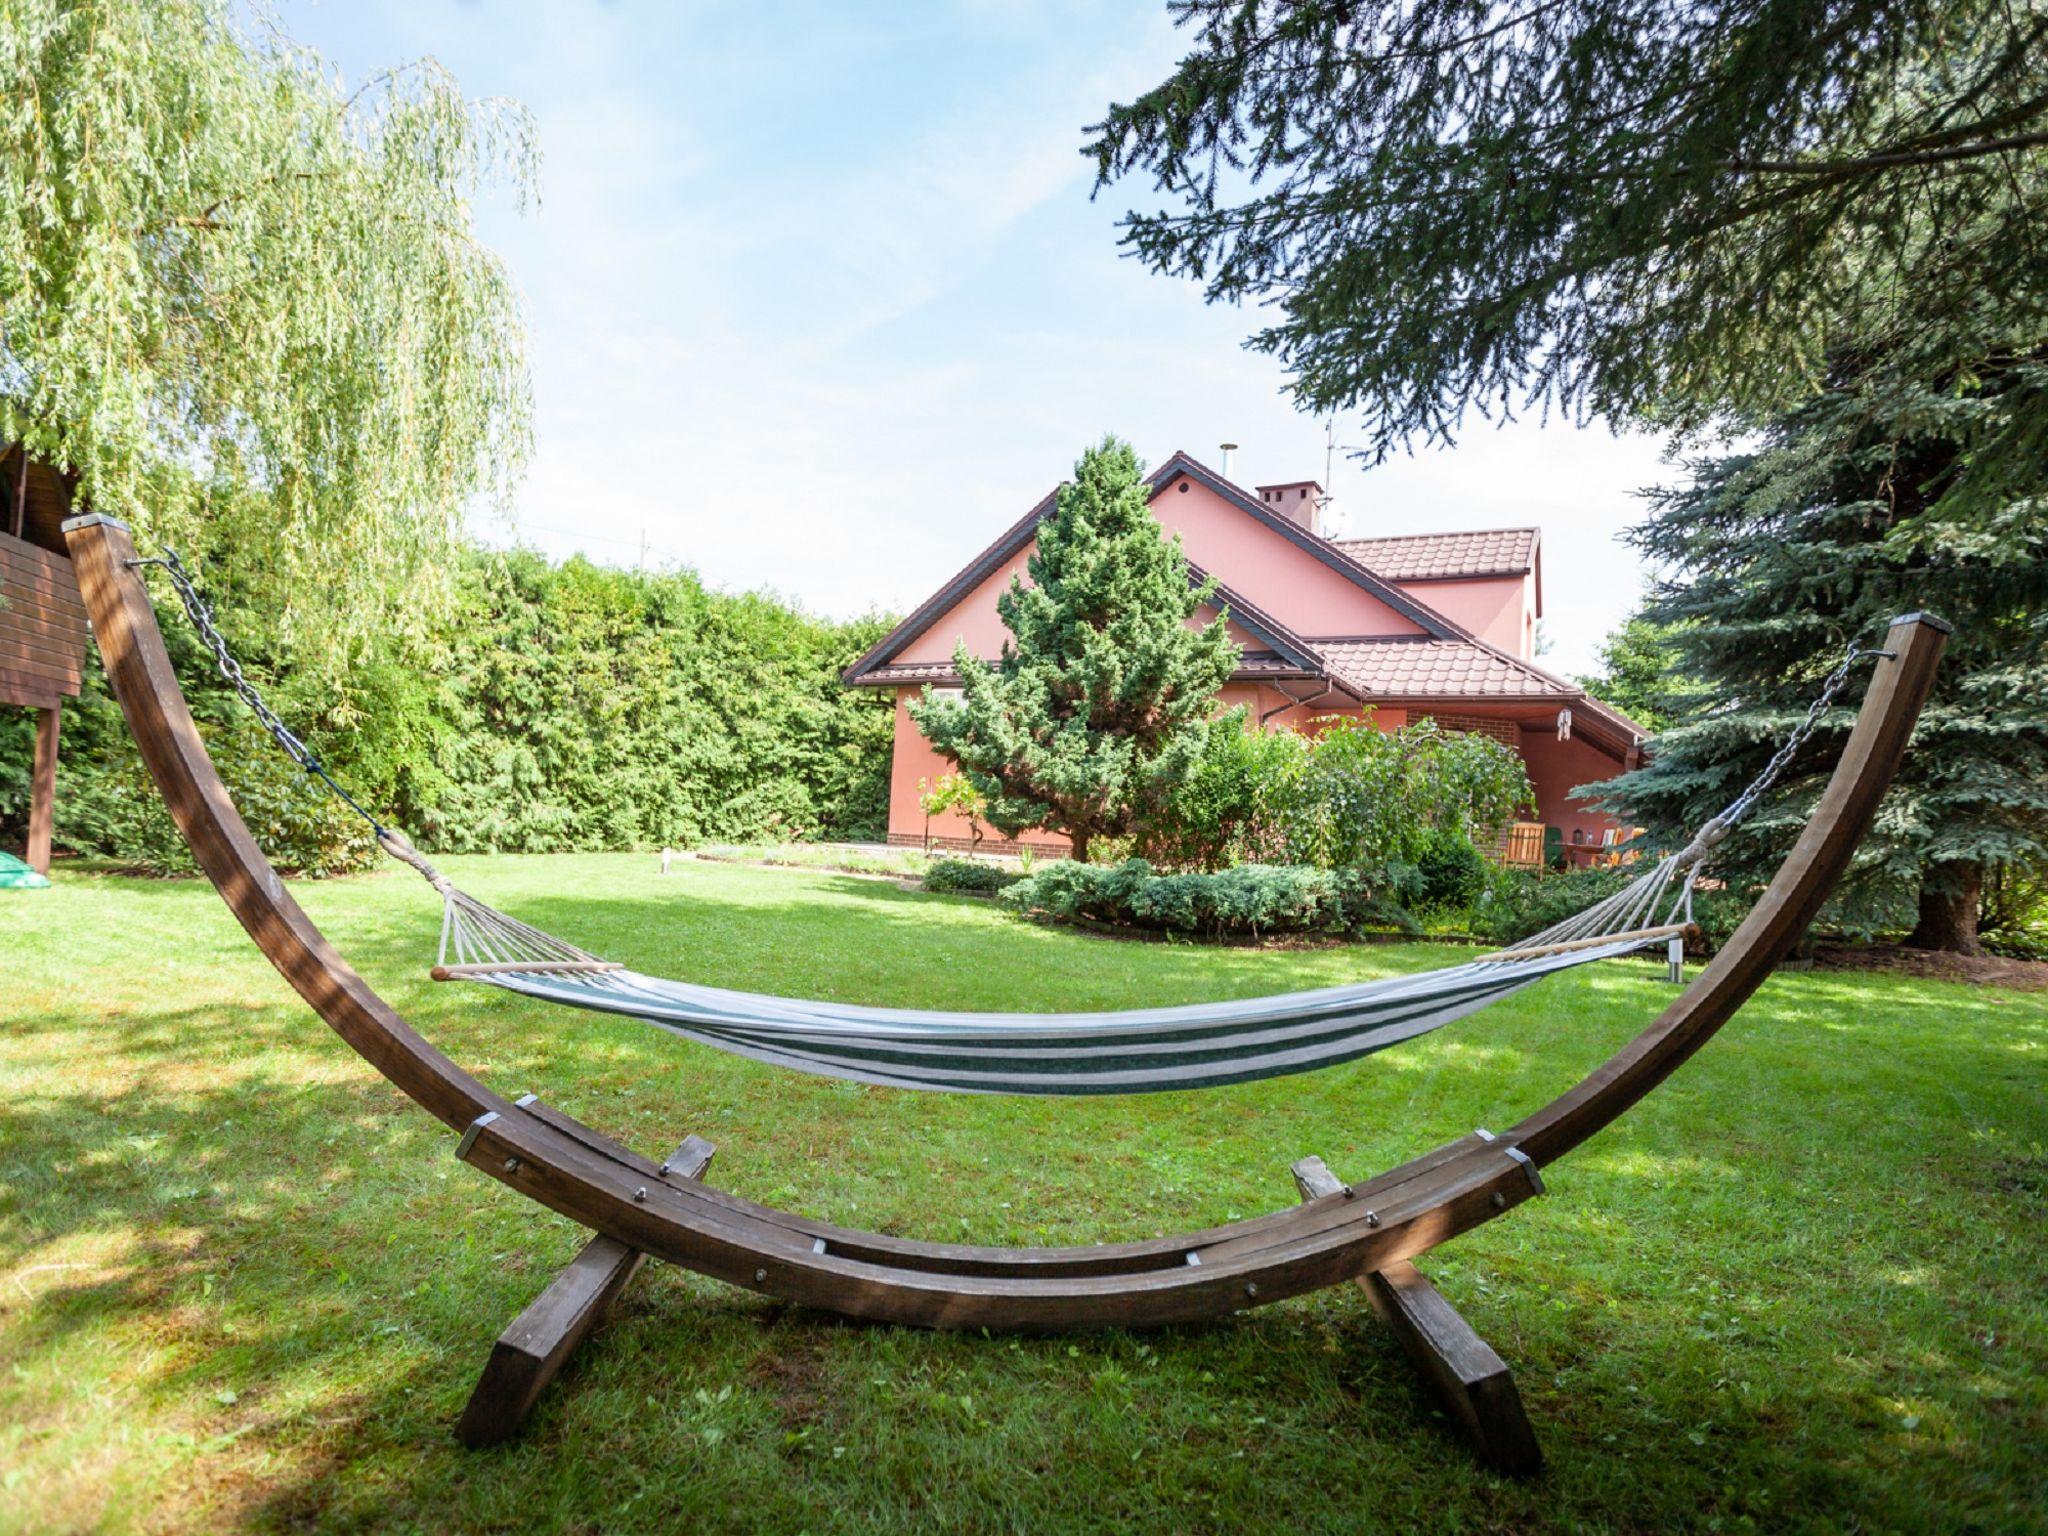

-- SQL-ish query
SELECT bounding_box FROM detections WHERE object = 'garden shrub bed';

[1001,857,1414,940]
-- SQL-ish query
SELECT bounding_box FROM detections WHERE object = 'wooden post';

[1292,1154,1544,1476]
[25,702,58,874]
[457,1115,716,1449]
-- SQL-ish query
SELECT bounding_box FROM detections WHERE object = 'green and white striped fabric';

[416,835,1700,1095]
[477,938,1653,1094]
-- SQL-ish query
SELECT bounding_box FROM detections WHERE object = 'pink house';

[843,450,1646,856]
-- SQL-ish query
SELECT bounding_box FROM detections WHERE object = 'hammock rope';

[134,549,1880,1096]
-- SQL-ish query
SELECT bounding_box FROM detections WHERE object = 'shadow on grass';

[5,862,2043,1530]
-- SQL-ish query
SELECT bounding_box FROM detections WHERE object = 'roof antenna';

[1320,419,1343,537]
[1219,442,1239,480]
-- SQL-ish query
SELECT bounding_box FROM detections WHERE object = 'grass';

[1,853,2043,1534]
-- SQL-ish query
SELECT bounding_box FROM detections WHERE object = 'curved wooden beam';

[64,513,1946,1331]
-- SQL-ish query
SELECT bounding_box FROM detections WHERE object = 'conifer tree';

[912,438,1239,861]
[1599,364,2048,954]
[1575,617,1711,734]
[1088,1,2048,531]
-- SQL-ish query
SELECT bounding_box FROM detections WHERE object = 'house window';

[928,687,965,706]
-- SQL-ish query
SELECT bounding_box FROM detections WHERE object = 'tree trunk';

[1069,829,1090,865]
[1905,862,1984,955]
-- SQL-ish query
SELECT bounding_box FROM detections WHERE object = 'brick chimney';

[1256,480,1324,534]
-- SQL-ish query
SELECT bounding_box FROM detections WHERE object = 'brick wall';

[1421,711,1521,749]
[888,831,1070,857]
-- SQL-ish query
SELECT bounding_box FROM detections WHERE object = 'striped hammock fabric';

[472,938,1654,1094]
[398,831,1708,1096]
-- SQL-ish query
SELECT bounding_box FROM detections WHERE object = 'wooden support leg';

[457,1126,716,1448]
[26,703,58,875]
[1292,1154,1544,1477]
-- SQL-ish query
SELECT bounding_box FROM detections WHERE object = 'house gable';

[1333,526,1541,658]
[1144,454,1435,640]
[845,450,1463,684]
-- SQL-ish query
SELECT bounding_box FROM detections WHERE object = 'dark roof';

[1310,636,1645,749]
[849,564,1330,690]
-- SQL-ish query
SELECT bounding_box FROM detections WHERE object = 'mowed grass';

[1,854,2043,1535]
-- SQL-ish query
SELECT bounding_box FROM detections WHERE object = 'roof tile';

[1334,528,1537,581]
[1314,636,1575,700]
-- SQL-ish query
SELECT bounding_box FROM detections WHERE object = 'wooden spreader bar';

[60,512,1951,1457]
[431,960,626,981]
[1482,921,1697,964]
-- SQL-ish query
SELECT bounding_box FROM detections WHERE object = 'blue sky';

[289,0,1672,675]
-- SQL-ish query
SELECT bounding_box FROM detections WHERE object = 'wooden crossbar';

[1291,1154,1543,1476]
[457,1105,716,1448]
[1481,921,1695,964]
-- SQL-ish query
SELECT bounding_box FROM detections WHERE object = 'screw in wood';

[754,1268,768,1283]
[1491,1190,1507,1209]
[1363,1209,1380,1228]
[1245,1282,1258,1298]
[502,1157,520,1174]
[633,1186,648,1203]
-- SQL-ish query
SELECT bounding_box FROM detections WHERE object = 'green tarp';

[0,852,50,890]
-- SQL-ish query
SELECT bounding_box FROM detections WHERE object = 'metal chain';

[127,551,390,837]
[1714,641,1886,830]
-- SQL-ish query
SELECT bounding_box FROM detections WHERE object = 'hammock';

[139,549,1869,1098]
[388,832,1703,1094]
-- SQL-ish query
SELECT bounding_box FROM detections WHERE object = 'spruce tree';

[911,438,1239,861]
[1087,2,2048,530]
[1599,364,2048,954]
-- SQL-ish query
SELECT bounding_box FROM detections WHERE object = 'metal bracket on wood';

[1292,1151,1544,1477]
[456,1101,716,1449]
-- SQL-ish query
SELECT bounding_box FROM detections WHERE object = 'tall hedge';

[0,546,895,872]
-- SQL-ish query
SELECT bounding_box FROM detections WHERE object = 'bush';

[923,858,1022,896]
[58,716,377,876]
[1415,828,1487,907]
[1001,857,1414,939]
[5,545,898,874]
[1148,710,1534,873]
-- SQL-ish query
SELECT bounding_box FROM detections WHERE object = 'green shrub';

[1415,828,1487,907]
[1148,710,1534,873]
[923,858,1022,896]
[6,545,897,874]
[1001,857,1414,939]
[58,717,376,876]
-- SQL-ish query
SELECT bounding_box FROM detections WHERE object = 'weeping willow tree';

[0,0,535,647]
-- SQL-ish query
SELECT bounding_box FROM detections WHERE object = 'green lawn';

[2,854,2043,1534]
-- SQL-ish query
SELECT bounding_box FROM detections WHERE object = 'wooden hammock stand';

[61,513,1950,1467]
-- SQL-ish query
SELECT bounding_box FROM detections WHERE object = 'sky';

[289,0,1677,677]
